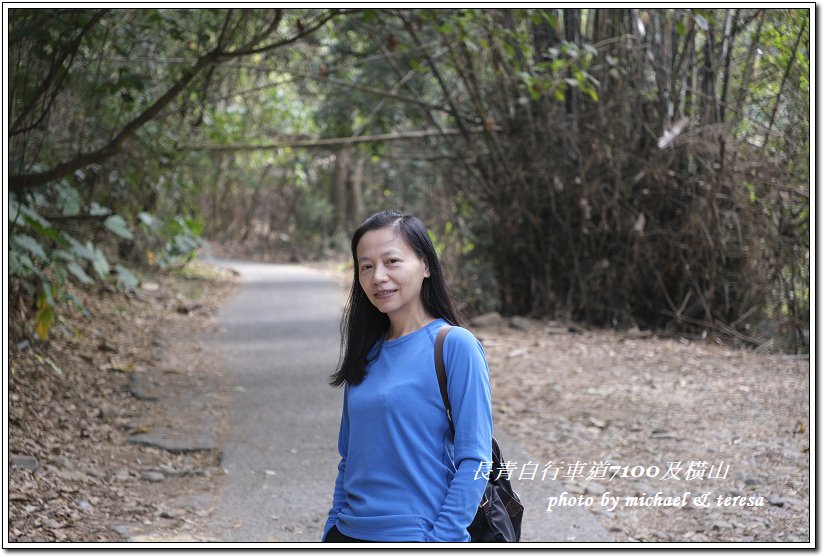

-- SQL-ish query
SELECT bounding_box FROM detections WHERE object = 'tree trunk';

[350,155,365,228]
[333,145,352,235]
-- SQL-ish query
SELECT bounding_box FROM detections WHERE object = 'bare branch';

[233,9,283,53]
[177,127,497,152]
[218,9,349,59]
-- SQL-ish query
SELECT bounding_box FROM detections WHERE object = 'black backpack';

[434,326,524,542]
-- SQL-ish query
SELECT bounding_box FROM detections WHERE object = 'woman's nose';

[373,264,388,283]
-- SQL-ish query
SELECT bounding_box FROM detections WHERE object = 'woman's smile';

[374,288,398,300]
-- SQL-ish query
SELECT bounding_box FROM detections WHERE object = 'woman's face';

[356,227,430,319]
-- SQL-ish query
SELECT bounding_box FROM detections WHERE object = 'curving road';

[204,260,611,544]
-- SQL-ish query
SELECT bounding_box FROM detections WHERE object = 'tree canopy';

[7,7,811,352]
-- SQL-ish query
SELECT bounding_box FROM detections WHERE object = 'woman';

[323,210,493,543]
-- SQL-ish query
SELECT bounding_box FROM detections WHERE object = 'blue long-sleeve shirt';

[324,319,493,542]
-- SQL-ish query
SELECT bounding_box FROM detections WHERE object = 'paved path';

[204,260,611,544]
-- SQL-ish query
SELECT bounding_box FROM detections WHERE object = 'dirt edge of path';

[8,261,240,543]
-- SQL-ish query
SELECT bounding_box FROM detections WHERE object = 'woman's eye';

[387,258,400,264]
[360,264,372,272]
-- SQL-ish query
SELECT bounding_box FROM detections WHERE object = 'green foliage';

[8,174,205,340]
[518,40,600,103]
[7,7,809,353]
[137,212,206,269]
[293,194,337,250]
[8,7,261,340]
[8,187,141,339]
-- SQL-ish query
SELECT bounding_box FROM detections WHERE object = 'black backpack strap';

[434,325,455,437]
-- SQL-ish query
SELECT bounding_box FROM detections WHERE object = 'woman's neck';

[386,310,437,340]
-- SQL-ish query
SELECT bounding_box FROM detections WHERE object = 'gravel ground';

[475,317,810,544]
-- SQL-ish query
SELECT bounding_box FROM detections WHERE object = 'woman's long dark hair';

[329,210,463,387]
